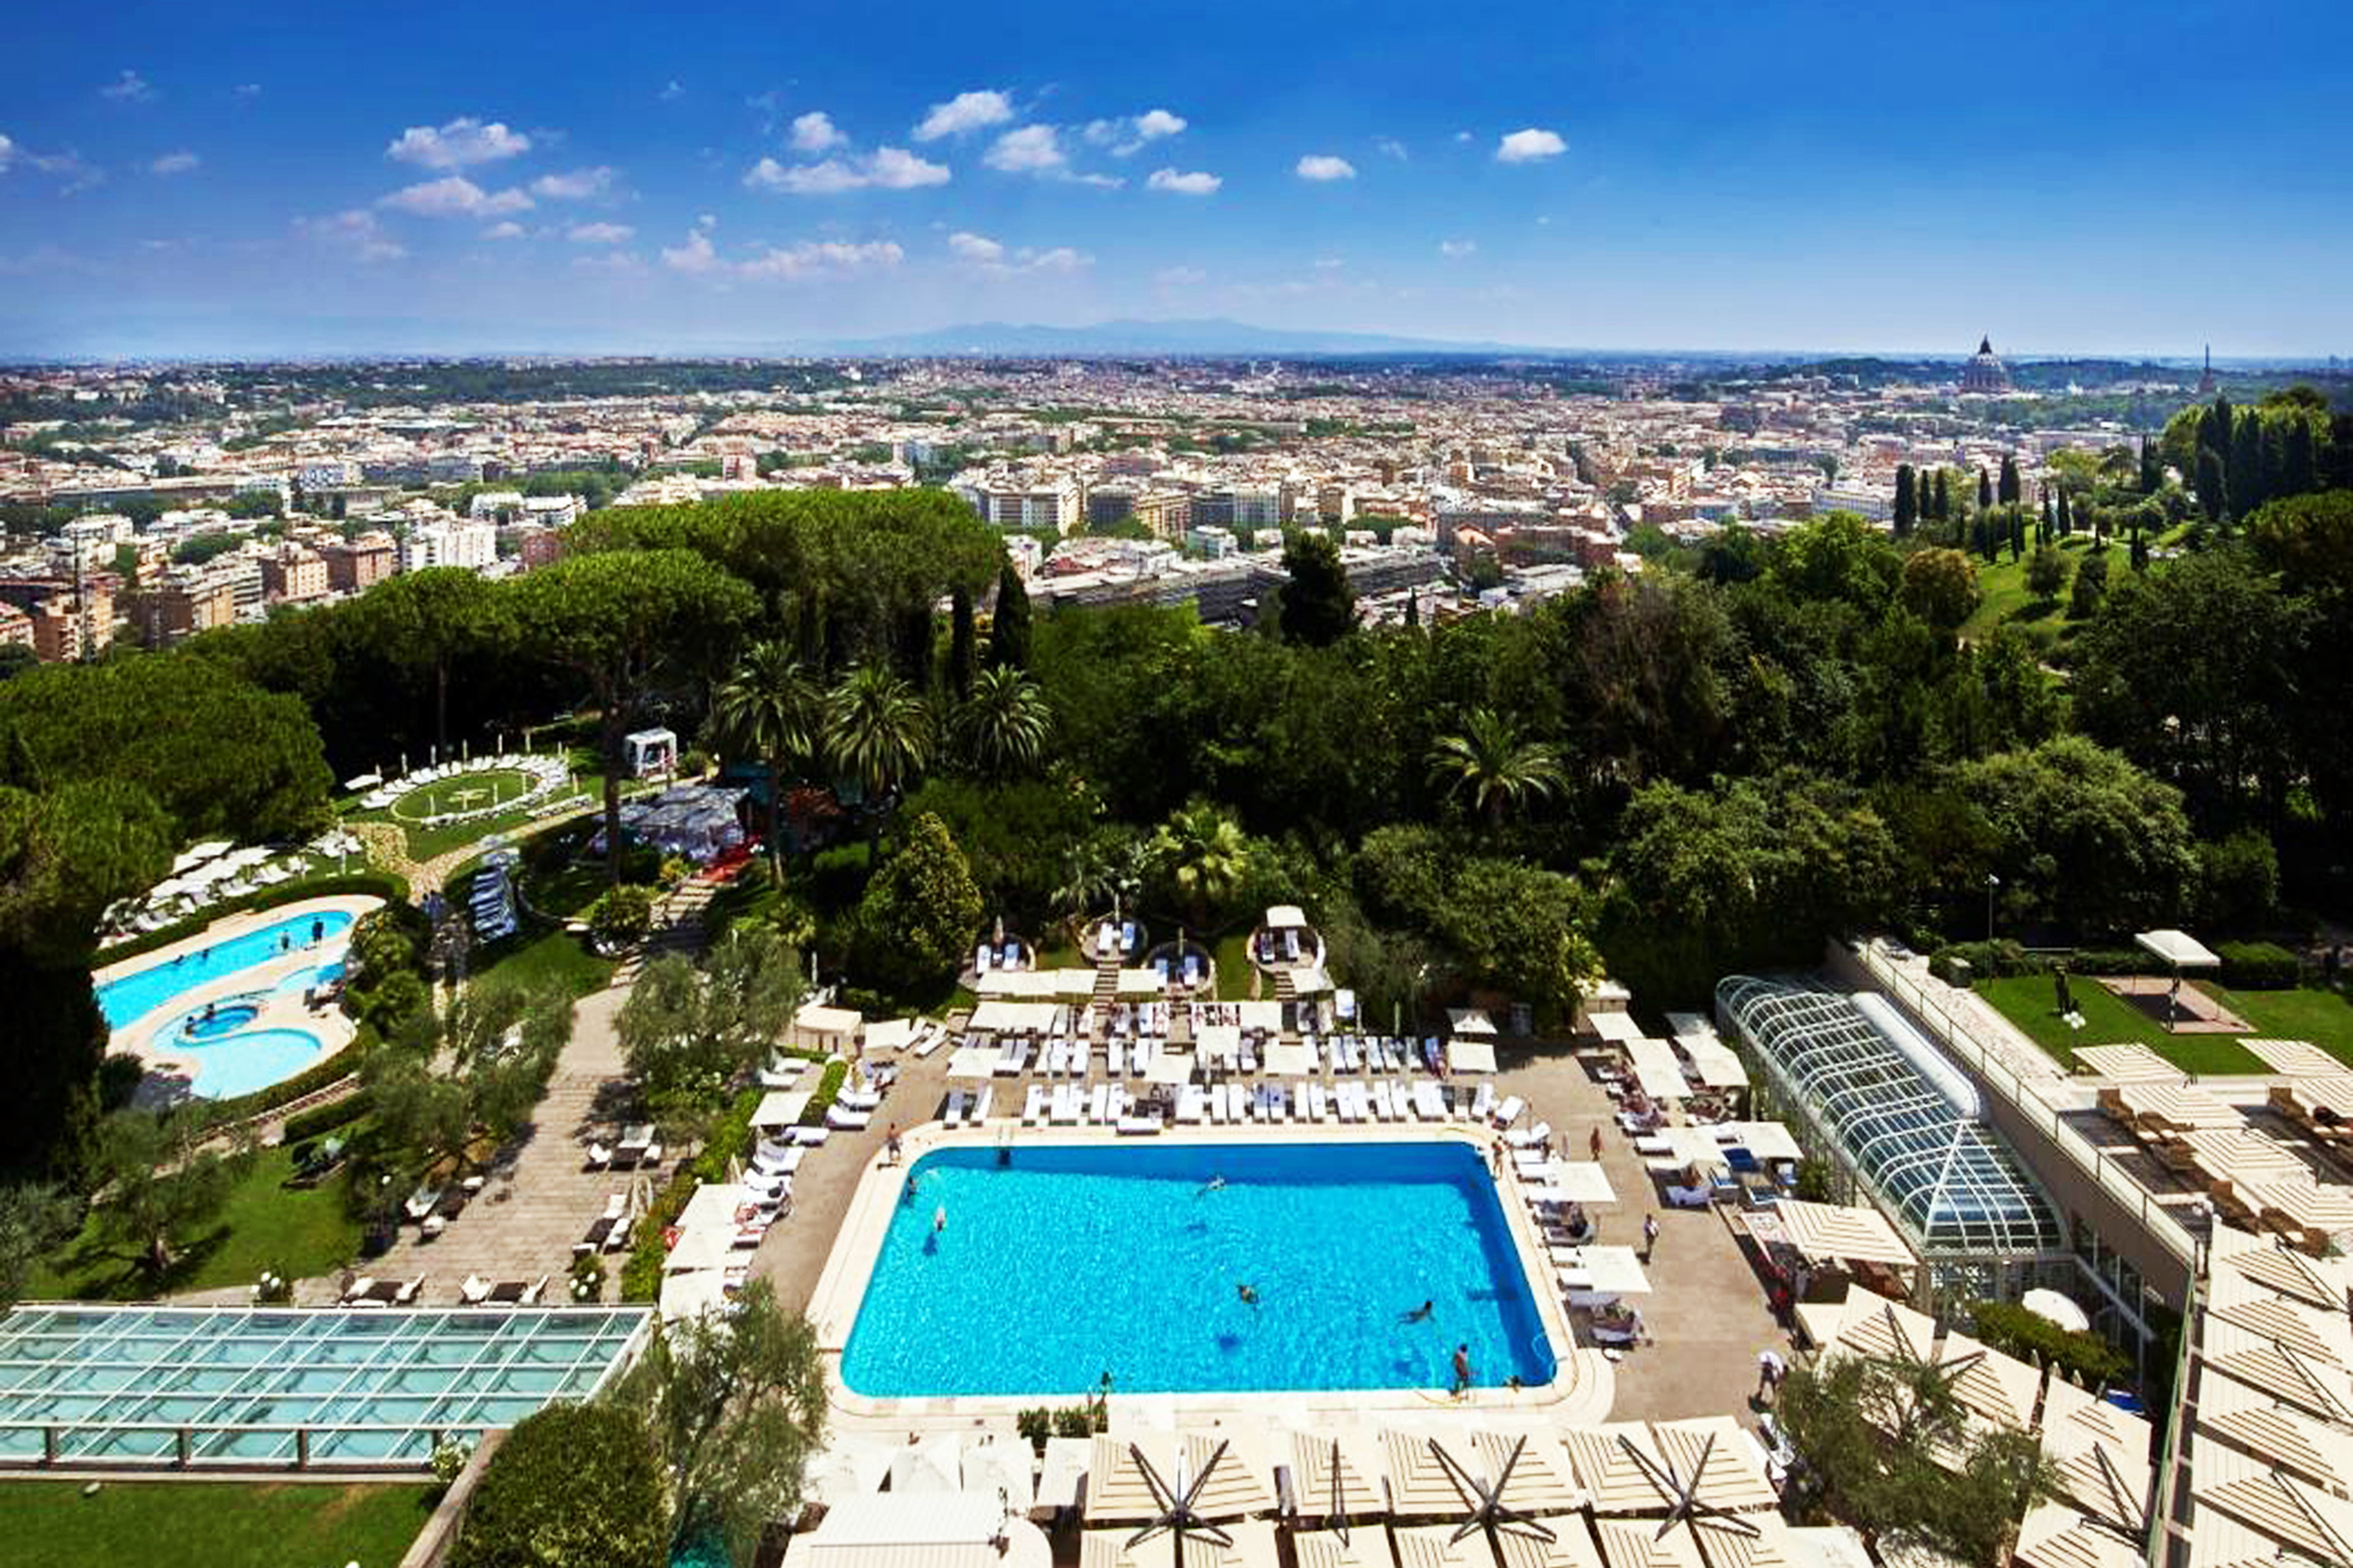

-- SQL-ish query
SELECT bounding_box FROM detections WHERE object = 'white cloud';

[234,83,261,100]
[530,165,616,200]
[386,116,532,169]
[949,231,1090,274]
[1154,265,1208,287]
[948,230,1004,264]
[985,124,1064,174]
[1082,108,1187,156]
[659,80,685,102]
[573,250,647,276]
[745,146,947,194]
[1439,238,1477,257]
[0,134,14,172]
[483,221,526,240]
[1313,257,1345,271]
[1146,167,1220,195]
[1295,154,1355,182]
[1453,130,1473,144]
[790,111,846,153]
[915,89,1014,141]
[10,143,106,194]
[568,222,634,244]
[661,228,721,273]
[101,70,155,103]
[1495,127,1566,163]
[295,209,405,262]
[148,151,200,176]
[378,176,534,217]
[736,239,904,280]
[1376,137,1407,160]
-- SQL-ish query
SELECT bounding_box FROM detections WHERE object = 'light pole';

[1985,872,2001,942]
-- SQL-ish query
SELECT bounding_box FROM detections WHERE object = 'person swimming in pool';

[933,1204,947,1233]
[1401,1300,1433,1323]
[1237,1282,1259,1306]
[1198,1175,1226,1196]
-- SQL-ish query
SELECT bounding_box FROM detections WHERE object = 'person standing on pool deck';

[1450,1343,1472,1395]
[1590,1126,1604,1161]
[1642,1213,1660,1261]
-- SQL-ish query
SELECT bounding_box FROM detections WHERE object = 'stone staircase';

[1272,965,1303,1045]
[1091,943,1121,1046]
[609,878,718,987]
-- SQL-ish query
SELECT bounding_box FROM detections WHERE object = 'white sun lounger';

[940,1092,967,1127]
[1177,1084,1206,1124]
[826,1103,872,1132]
[1368,1081,1391,1121]
[973,1086,995,1122]
[1506,1120,1551,1149]
[1491,1095,1526,1130]
[1414,1081,1448,1121]
[1023,1083,1047,1125]
[1090,1083,1110,1124]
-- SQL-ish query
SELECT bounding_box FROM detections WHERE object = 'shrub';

[280,1092,370,1144]
[691,1088,765,1184]
[1930,939,2037,983]
[2199,831,2281,931]
[1053,1405,1101,1438]
[621,1167,700,1303]
[89,871,410,967]
[2218,941,2300,990]
[588,885,656,951]
[450,1403,665,1568]
[568,1252,606,1304]
[1967,1299,2130,1389]
[1016,1408,1052,1451]
[798,1060,849,1126]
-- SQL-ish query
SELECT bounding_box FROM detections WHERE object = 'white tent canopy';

[862,1017,922,1053]
[1449,1039,1498,1074]
[977,968,1063,998]
[1448,1007,1498,1036]
[1591,1010,1647,1045]
[793,1002,862,1049]
[1626,1037,1693,1101]
[1266,905,1309,929]
[753,1090,812,1131]
[1776,1198,1919,1267]
[2136,929,2221,970]
[1116,967,1167,997]
[970,999,1062,1034]
[1196,1024,1241,1066]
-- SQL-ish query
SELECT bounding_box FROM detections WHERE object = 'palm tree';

[1427,709,1566,832]
[1150,801,1249,929]
[710,639,819,877]
[823,665,932,851]
[956,665,1053,778]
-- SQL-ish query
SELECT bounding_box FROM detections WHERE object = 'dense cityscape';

[6,4,2353,1568]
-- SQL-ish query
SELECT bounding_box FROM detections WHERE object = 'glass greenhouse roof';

[1718,977,2063,1259]
[0,1305,650,1469]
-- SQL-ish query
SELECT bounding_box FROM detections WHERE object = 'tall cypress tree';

[947,586,977,700]
[1893,464,1918,537]
[2281,416,2318,499]
[2039,493,2053,546]
[1998,454,2021,506]
[1934,470,1952,524]
[2139,436,2162,494]
[2229,412,2264,520]
[2009,507,2025,561]
[2195,449,2226,525]
[2057,488,2073,536]
[1977,468,1993,517]
[985,563,1032,672]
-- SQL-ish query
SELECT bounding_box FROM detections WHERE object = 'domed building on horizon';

[1960,335,2011,393]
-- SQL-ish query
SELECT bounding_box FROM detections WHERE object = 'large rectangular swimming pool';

[840,1140,1554,1399]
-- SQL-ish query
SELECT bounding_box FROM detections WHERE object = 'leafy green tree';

[1148,800,1250,928]
[365,979,570,1177]
[2139,435,2163,494]
[89,1107,255,1283]
[1431,858,1603,1025]
[2195,447,2226,525]
[2278,415,2318,499]
[852,812,983,997]
[451,1403,666,1568]
[2067,548,2110,619]
[511,550,758,885]
[954,664,1053,779]
[710,640,819,878]
[1953,735,2197,936]
[0,779,175,1180]
[0,1183,78,1309]
[348,568,507,755]
[823,666,933,846]
[1891,464,1916,537]
[616,928,804,1131]
[2246,488,2353,595]
[1278,532,1357,646]
[1898,548,1980,632]
[2024,544,2070,601]
[985,563,1032,672]
[1426,708,1567,832]
[1768,511,1900,611]
[2229,406,2266,520]
[620,1279,827,1567]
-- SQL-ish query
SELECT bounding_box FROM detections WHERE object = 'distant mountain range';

[806,317,1551,358]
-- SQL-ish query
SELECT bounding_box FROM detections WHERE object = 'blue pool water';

[180,1004,261,1041]
[840,1142,1553,1398]
[176,1028,328,1099]
[98,909,355,1029]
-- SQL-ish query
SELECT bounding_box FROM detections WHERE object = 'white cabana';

[658,1269,729,1323]
[784,1493,1053,1568]
[961,1435,1036,1513]
[1037,1435,1092,1513]
[1261,1041,1316,1077]
[1195,1024,1241,1066]
[1775,1200,1919,1269]
[1117,967,1168,997]
[1143,1052,1196,1086]
[1448,1008,1498,1037]
[791,1002,863,1052]
[1625,1037,1693,1102]
[1711,1121,1804,1165]
[2134,929,2221,970]
[862,1017,922,1053]
[1678,1037,1748,1089]
[1237,1000,1285,1031]
[753,1090,812,1131]
[1591,1010,1646,1045]
[1448,1040,1498,1074]
[978,968,1063,998]
[890,1432,966,1493]
[1531,1161,1618,1205]
[802,1440,895,1507]
[970,999,1063,1035]
[1266,905,1310,930]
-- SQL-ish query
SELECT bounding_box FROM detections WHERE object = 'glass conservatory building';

[1717,975,2065,1302]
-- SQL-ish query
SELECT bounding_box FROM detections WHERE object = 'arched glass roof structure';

[1718,976,2062,1260]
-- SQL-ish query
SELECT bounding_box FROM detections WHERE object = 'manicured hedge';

[619,1168,698,1304]
[281,1091,371,1144]
[799,1059,849,1126]
[91,871,410,967]
[1968,1299,2130,1388]
[2217,941,2300,990]
[1930,940,2168,985]
[449,1404,665,1568]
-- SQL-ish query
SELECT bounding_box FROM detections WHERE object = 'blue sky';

[3,0,2349,358]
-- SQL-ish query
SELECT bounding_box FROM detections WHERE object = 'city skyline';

[4,0,2351,359]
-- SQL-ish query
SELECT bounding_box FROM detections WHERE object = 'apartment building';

[260,544,330,604]
[399,517,499,574]
[130,571,235,647]
[319,533,397,593]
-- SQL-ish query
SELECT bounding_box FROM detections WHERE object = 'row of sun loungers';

[458,1274,549,1306]
[341,1275,426,1307]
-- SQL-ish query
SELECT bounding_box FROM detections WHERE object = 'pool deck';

[753,1041,1788,1441]
[802,1121,1614,1435]
[96,894,382,1098]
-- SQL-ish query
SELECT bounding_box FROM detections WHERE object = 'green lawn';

[470,921,614,997]
[32,1146,361,1301]
[1210,929,1260,1000]
[1976,974,2353,1075]
[0,1480,433,1568]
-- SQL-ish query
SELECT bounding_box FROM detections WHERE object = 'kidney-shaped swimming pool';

[839,1140,1554,1399]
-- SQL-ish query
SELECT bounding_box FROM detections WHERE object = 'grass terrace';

[1975,974,2353,1075]
[30,1145,361,1301]
[0,1480,434,1568]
